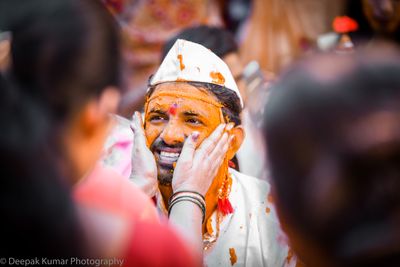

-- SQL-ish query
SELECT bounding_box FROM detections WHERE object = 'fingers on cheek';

[223,141,229,153]
[145,128,160,144]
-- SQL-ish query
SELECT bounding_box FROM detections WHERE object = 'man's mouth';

[156,149,181,167]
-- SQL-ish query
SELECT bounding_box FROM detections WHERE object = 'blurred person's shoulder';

[74,163,159,224]
[124,221,202,267]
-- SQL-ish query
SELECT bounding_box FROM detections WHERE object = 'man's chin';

[157,164,174,186]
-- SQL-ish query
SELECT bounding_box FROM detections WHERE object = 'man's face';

[144,82,223,185]
[363,0,400,34]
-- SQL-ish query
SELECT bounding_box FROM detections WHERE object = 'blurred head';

[264,49,400,267]
[4,0,122,182]
[0,0,122,257]
[362,0,400,35]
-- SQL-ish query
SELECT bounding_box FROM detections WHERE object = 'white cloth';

[236,109,269,180]
[156,168,295,267]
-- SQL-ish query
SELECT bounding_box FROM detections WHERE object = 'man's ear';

[227,126,245,160]
[0,37,11,71]
[79,87,120,136]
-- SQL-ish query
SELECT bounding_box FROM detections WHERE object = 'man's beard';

[150,137,184,186]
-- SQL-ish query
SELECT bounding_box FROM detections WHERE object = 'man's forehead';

[146,82,222,109]
[152,82,210,97]
[145,82,224,122]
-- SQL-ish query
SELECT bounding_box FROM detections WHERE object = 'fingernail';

[192,131,200,141]
[226,123,234,131]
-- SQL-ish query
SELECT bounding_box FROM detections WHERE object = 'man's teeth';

[160,151,180,158]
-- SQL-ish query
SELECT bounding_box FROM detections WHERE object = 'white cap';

[150,39,243,107]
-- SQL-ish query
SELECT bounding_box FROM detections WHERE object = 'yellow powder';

[229,248,237,265]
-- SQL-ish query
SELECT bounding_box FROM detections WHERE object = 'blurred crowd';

[0,0,400,266]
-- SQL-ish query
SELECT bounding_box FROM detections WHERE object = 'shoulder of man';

[229,168,271,198]
[229,168,281,225]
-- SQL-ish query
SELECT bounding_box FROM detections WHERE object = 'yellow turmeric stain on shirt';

[206,217,213,235]
[229,248,237,265]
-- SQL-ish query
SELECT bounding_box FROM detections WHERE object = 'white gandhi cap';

[149,39,244,108]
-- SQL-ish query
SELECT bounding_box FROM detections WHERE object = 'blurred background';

[99,0,399,117]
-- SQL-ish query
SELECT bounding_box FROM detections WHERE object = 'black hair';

[4,0,122,121]
[0,72,86,258]
[146,81,242,126]
[161,25,238,60]
[0,0,121,258]
[263,51,400,266]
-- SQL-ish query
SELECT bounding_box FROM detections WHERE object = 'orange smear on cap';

[177,54,185,71]
[229,248,237,265]
[210,71,225,85]
[267,192,274,203]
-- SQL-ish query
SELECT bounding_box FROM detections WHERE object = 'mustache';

[150,138,184,152]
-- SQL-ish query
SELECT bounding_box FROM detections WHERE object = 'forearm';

[169,201,204,254]
[129,174,157,197]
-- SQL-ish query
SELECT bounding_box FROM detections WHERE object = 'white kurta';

[156,168,296,267]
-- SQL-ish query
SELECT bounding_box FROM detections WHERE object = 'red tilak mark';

[168,103,178,116]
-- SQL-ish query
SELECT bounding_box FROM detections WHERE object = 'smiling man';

[101,39,294,266]
[133,39,294,267]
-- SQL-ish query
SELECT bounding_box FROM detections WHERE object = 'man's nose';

[160,121,186,145]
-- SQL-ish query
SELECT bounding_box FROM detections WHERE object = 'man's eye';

[149,116,167,122]
[186,118,203,125]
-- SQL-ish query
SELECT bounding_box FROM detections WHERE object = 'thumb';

[178,131,199,163]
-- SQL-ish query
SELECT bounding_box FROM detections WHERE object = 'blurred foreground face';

[362,0,400,34]
[264,50,400,267]
[144,82,223,185]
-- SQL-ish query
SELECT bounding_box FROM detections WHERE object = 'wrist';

[130,172,155,181]
[129,175,157,196]
[168,190,206,224]
[173,183,206,195]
